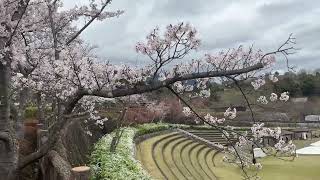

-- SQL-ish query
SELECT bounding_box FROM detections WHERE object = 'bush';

[25,106,52,119]
[25,106,38,119]
[90,128,151,180]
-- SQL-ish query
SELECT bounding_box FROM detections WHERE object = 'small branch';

[7,0,31,44]
[65,0,111,45]
[228,76,256,123]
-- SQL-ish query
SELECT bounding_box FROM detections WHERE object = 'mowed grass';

[257,156,320,180]
[136,131,320,180]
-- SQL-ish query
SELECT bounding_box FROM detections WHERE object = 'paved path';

[296,140,320,155]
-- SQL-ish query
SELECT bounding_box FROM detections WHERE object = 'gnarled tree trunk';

[0,62,17,179]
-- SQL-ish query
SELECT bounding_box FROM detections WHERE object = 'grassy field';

[135,131,320,180]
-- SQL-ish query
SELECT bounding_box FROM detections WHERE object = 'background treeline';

[273,70,320,97]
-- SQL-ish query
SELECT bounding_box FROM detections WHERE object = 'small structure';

[280,130,294,142]
[290,128,312,140]
[262,130,294,147]
[71,166,91,180]
[291,97,308,103]
[253,148,266,158]
[262,136,276,147]
[305,115,320,121]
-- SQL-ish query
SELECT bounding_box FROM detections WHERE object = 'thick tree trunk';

[0,63,17,179]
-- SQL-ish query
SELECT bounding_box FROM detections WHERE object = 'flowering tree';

[0,0,296,179]
[134,23,296,179]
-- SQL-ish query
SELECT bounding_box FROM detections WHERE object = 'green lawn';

[136,131,320,180]
[257,156,320,180]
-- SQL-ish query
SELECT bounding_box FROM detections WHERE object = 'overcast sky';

[64,0,320,71]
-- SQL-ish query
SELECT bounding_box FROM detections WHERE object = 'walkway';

[296,140,320,155]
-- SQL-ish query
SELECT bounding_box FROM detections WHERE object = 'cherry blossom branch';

[65,0,112,45]
[228,76,256,123]
[7,0,31,44]
[64,63,264,113]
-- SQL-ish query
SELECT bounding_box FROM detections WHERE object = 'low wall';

[225,120,320,128]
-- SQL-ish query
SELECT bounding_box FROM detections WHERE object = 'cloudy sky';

[64,0,320,71]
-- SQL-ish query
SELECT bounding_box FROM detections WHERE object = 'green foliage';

[25,106,38,119]
[24,105,52,119]
[134,123,189,137]
[89,128,151,180]
[274,71,320,97]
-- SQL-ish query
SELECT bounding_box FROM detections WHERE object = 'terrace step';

[135,129,235,179]
[152,133,182,179]
[196,145,215,179]
[182,142,203,179]
[162,135,186,179]
[170,138,194,179]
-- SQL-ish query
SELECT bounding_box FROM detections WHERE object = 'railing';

[176,128,224,151]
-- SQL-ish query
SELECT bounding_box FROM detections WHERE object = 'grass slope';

[136,130,320,180]
[136,132,219,180]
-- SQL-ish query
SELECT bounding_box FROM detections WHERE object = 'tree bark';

[0,63,17,179]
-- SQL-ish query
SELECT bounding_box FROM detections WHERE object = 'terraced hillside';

[135,130,242,180]
[185,129,238,146]
[90,124,320,180]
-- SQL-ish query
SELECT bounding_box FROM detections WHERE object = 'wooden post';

[36,124,48,179]
[37,126,48,149]
[70,166,90,180]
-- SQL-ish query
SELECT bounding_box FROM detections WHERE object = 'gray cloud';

[65,0,320,71]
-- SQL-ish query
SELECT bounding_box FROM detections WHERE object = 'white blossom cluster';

[182,107,192,117]
[204,114,225,124]
[251,123,282,140]
[257,92,289,104]
[79,96,110,128]
[174,81,185,93]
[198,89,211,98]
[224,107,237,119]
[257,96,268,104]
[173,80,211,98]
[269,74,279,83]
[274,139,296,154]
[270,93,278,102]
[279,92,290,102]
[251,78,266,90]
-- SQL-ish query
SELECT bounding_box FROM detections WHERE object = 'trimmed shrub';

[89,128,151,180]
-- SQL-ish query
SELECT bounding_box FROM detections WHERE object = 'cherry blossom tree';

[0,0,296,179]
